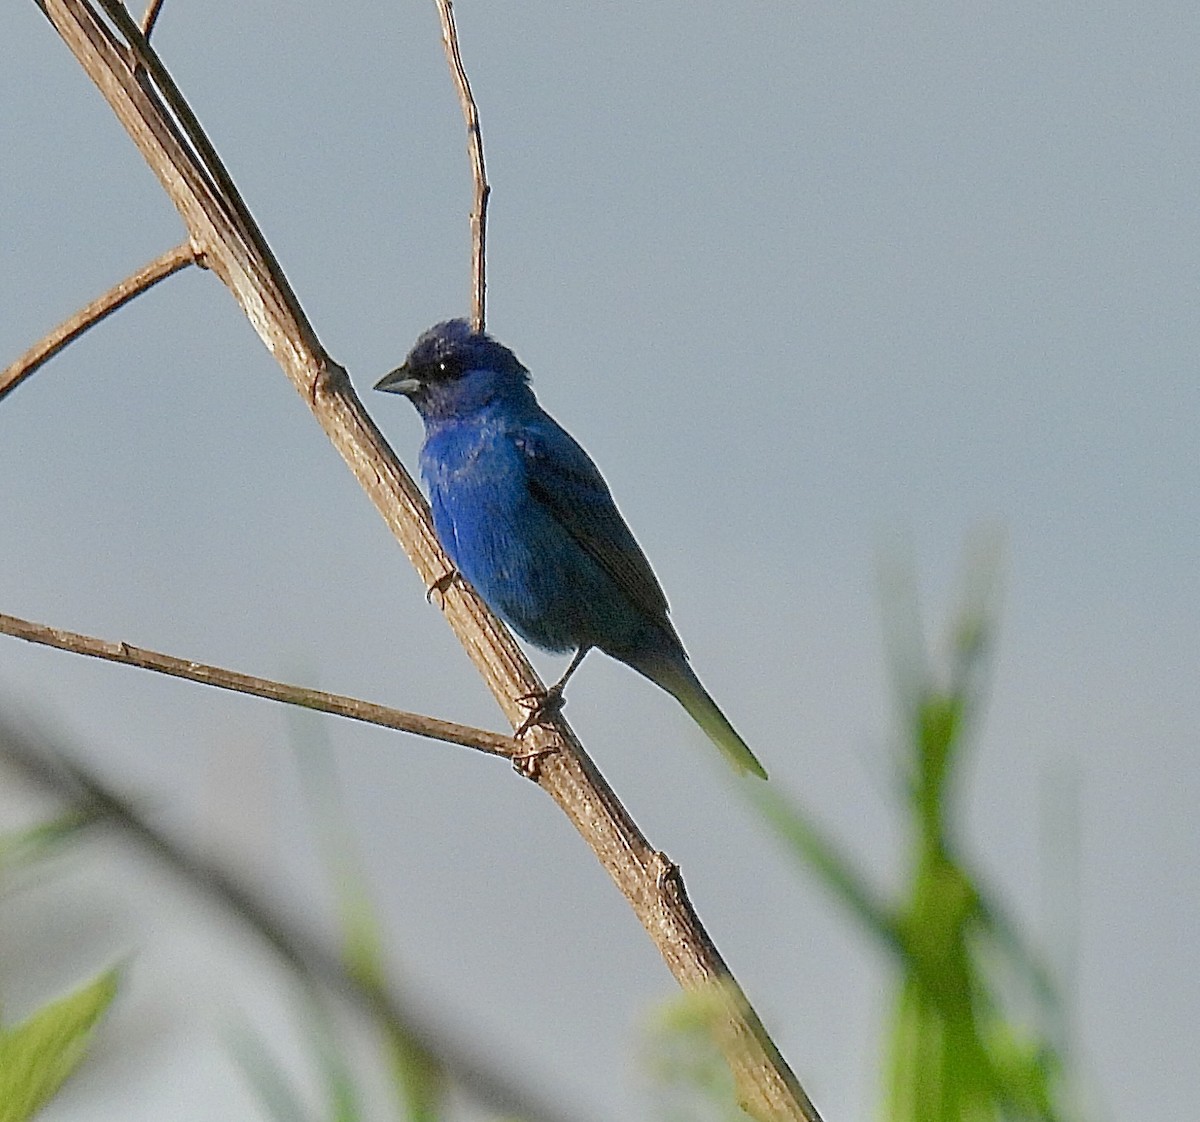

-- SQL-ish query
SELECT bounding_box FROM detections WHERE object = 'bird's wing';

[517,420,675,634]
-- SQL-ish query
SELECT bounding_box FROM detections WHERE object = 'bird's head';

[374,319,531,423]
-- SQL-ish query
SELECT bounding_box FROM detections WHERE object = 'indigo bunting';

[375,320,766,779]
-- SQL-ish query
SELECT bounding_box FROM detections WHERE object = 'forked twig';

[140,0,165,37]
[0,241,197,403]
[28,4,822,1117]
[0,611,516,758]
[434,0,490,332]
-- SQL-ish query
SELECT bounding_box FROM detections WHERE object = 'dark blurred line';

[0,716,587,1122]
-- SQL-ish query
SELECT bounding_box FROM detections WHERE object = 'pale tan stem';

[0,612,515,757]
[141,0,165,37]
[0,242,197,403]
[434,0,490,333]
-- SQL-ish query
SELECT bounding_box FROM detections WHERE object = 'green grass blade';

[0,966,119,1122]
[642,984,758,1122]
[289,708,446,1122]
[0,807,101,876]
[753,786,902,950]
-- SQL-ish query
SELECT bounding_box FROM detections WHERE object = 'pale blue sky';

[1,2,1196,1119]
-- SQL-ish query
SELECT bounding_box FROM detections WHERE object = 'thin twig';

[0,241,196,403]
[100,0,317,351]
[0,719,584,1122]
[434,0,489,332]
[30,6,822,1118]
[140,0,164,37]
[0,611,515,758]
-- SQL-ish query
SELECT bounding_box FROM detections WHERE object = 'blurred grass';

[745,538,1082,1122]
[642,981,753,1122]
[291,710,446,1122]
[0,816,119,1122]
[229,705,447,1122]
[1,538,1093,1122]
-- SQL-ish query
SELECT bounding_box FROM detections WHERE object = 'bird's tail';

[634,652,768,780]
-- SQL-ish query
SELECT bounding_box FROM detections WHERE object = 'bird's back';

[420,403,681,661]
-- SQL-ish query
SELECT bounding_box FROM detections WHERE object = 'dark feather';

[518,425,679,644]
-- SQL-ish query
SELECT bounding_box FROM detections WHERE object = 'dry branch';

[0,241,196,403]
[0,611,516,757]
[435,0,490,332]
[140,0,164,37]
[28,3,822,1118]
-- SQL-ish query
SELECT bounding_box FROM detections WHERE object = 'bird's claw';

[514,685,565,738]
[510,685,567,778]
[426,568,459,604]
[510,743,556,781]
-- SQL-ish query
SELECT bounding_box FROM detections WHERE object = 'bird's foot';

[426,567,460,604]
[509,685,566,779]
[514,684,566,738]
[510,743,556,781]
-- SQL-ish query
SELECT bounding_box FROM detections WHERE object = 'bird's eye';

[427,356,461,382]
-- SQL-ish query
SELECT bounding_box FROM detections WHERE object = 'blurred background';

[1,1,1196,1118]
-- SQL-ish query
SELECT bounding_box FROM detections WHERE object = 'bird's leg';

[426,566,460,605]
[514,646,590,738]
[511,648,591,778]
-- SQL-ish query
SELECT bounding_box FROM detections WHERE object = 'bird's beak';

[374,362,421,396]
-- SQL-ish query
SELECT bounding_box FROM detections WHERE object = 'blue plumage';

[375,319,766,779]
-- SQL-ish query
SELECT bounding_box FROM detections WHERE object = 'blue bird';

[374,319,767,779]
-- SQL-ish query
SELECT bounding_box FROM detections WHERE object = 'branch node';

[653,850,684,900]
[188,235,210,269]
[310,357,350,407]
